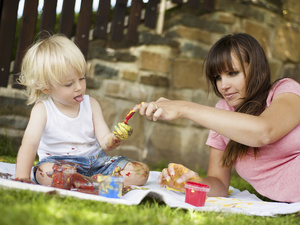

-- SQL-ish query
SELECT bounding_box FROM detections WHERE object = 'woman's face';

[215,53,247,108]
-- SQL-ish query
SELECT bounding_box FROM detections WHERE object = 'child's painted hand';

[13,177,35,184]
[113,122,133,140]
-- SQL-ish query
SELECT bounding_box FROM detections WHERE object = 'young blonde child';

[15,34,149,189]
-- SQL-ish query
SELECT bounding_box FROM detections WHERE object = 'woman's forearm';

[200,176,230,197]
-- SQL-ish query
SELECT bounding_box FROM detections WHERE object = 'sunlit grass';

[0,188,299,225]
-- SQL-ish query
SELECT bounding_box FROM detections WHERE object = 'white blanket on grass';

[0,162,299,217]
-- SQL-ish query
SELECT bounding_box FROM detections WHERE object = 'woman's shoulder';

[269,78,300,97]
[272,78,299,90]
[266,78,300,105]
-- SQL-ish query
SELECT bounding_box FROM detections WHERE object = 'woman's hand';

[158,163,202,192]
[133,97,183,122]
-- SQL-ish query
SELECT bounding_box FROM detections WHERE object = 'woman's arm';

[15,102,47,179]
[182,92,300,147]
[136,93,300,147]
[203,147,231,197]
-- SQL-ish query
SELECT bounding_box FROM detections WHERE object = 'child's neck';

[51,98,80,118]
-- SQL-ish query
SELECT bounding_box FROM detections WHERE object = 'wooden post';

[0,0,19,87]
[144,0,159,29]
[75,0,93,58]
[110,0,128,42]
[58,0,75,38]
[93,0,111,40]
[12,0,39,89]
[39,0,57,39]
[127,0,143,43]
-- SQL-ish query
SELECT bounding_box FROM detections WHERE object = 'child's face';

[215,54,247,108]
[48,71,86,108]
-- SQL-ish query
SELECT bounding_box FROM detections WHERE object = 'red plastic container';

[185,182,210,207]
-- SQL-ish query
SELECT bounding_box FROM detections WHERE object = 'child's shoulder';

[86,95,101,108]
[30,101,47,119]
[87,95,97,104]
[32,100,46,111]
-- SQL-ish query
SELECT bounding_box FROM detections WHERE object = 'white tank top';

[38,95,101,160]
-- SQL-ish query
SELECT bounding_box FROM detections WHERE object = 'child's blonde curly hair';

[18,34,87,105]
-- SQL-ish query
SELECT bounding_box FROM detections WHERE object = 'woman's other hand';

[158,163,201,192]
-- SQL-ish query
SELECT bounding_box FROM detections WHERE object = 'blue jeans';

[33,151,131,184]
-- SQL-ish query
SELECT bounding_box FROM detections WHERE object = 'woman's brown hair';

[204,33,271,167]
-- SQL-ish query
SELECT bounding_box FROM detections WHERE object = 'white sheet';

[0,162,299,216]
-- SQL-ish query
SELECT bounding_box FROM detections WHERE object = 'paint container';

[185,182,210,207]
[52,164,77,190]
[97,175,124,198]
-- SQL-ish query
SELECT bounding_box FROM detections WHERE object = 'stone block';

[140,51,171,73]
[94,63,119,79]
[180,128,210,171]
[103,80,147,102]
[92,96,117,128]
[283,0,300,24]
[121,70,138,81]
[140,74,169,87]
[244,20,271,56]
[180,43,208,59]
[172,58,206,89]
[0,115,28,130]
[280,64,300,83]
[175,25,212,44]
[0,96,32,116]
[273,23,300,63]
[146,123,183,165]
[192,89,219,108]
[268,59,283,82]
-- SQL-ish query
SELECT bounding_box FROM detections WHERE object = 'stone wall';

[1,0,300,171]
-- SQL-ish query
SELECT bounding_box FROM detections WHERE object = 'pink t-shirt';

[206,78,300,202]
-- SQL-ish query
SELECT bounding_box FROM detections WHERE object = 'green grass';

[0,156,299,225]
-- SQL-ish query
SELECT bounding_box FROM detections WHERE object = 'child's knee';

[35,162,55,185]
[121,161,149,186]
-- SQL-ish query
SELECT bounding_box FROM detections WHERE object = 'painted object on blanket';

[97,175,124,198]
[185,182,210,207]
[52,164,77,190]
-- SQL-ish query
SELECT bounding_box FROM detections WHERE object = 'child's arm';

[90,97,129,151]
[15,102,47,180]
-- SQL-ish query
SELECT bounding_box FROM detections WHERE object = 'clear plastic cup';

[185,182,210,206]
[97,175,124,198]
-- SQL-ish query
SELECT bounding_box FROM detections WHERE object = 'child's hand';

[113,122,133,140]
[13,177,35,184]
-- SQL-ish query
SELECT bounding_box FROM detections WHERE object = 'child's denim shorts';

[33,151,131,184]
